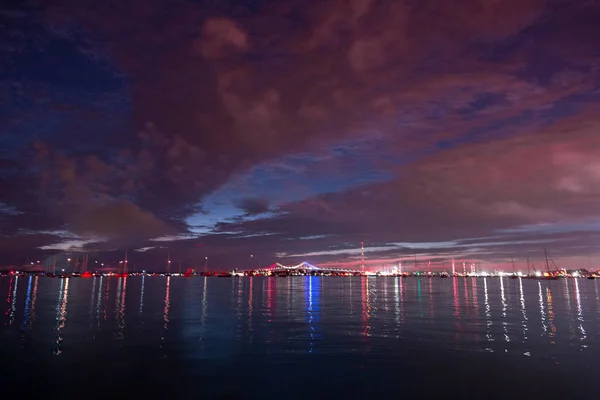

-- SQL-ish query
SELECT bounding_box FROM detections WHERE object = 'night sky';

[2,0,600,270]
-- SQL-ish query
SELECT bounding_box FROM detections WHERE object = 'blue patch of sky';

[497,221,600,235]
[186,136,409,233]
[186,202,278,235]
[212,139,397,204]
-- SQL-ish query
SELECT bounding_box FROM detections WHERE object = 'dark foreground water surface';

[2,276,600,399]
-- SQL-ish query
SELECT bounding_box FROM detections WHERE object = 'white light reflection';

[139,274,145,313]
[236,276,244,341]
[383,277,389,314]
[574,278,587,346]
[9,276,19,326]
[199,276,208,350]
[399,276,405,325]
[201,276,208,326]
[471,277,479,316]
[563,279,575,339]
[103,277,110,322]
[160,276,171,349]
[54,278,69,355]
[538,282,547,335]
[247,277,253,343]
[96,276,103,325]
[4,278,14,327]
[500,277,509,342]
[546,287,556,342]
[483,278,493,346]
[519,278,528,342]
[361,276,372,339]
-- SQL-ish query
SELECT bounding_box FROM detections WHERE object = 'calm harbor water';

[2,276,600,399]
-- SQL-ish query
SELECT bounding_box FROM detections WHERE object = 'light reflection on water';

[2,276,600,398]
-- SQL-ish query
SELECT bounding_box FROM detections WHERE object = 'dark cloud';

[1,0,600,269]
[68,200,174,239]
[234,197,270,215]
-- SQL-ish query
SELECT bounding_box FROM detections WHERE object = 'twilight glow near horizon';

[2,0,600,270]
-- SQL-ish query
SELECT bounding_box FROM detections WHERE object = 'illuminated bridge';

[260,261,357,274]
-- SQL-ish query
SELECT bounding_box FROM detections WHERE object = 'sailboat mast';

[167,250,171,273]
[544,248,551,273]
[361,242,365,273]
[512,256,515,275]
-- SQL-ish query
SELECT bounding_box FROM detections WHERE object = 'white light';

[535,271,542,277]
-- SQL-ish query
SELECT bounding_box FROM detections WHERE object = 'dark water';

[2,276,600,399]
